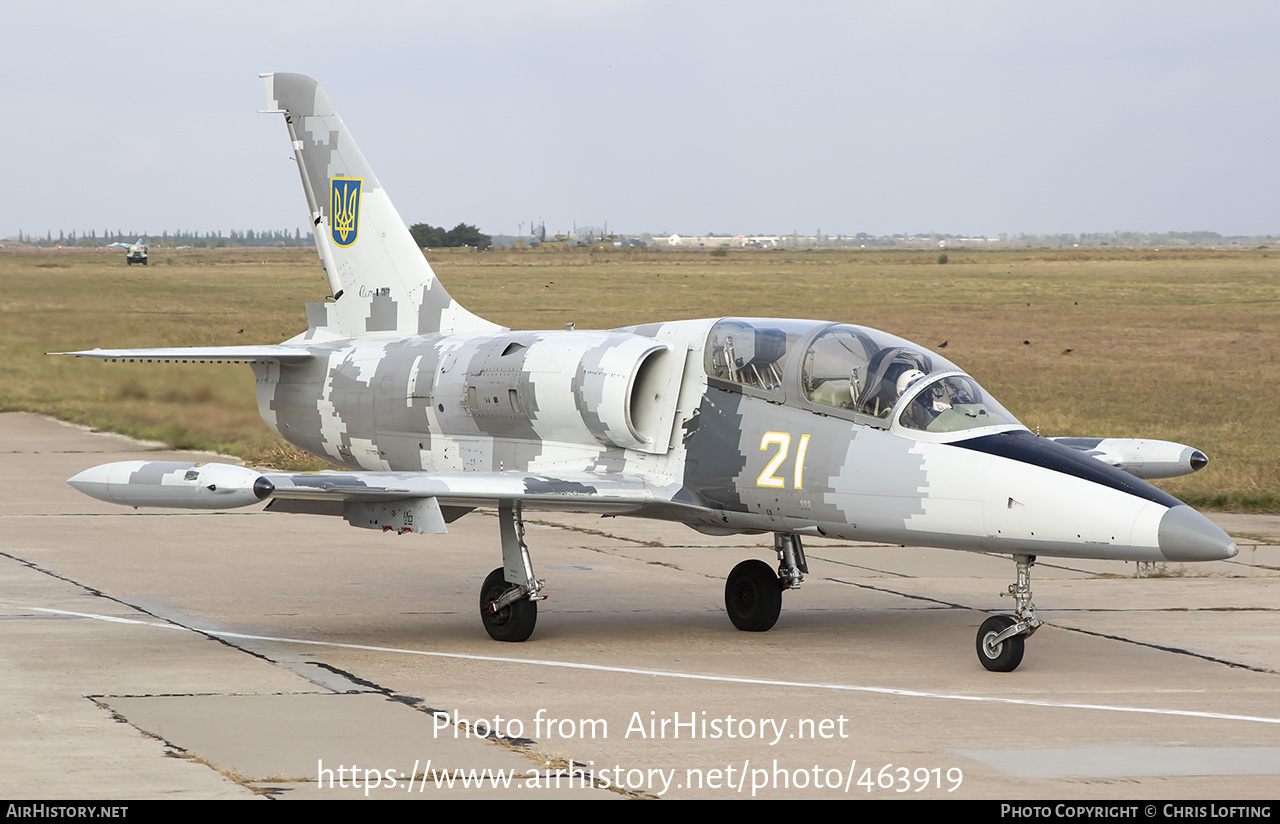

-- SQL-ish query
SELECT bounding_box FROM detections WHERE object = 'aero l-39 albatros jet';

[60,74,1235,672]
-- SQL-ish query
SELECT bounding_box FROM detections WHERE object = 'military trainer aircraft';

[59,74,1236,672]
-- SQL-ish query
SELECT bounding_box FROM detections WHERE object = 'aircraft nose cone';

[1158,505,1236,562]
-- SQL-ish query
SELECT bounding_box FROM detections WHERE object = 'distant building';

[667,234,779,248]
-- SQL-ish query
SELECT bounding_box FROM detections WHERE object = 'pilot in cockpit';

[857,350,932,417]
[901,371,952,430]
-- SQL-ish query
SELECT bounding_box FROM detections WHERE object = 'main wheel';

[725,560,783,632]
[479,567,537,642]
[976,615,1025,672]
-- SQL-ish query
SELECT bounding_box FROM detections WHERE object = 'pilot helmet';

[896,369,926,396]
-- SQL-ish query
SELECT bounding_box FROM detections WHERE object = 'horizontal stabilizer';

[51,346,314,363]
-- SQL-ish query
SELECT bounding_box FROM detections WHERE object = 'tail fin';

[261,73,499,337]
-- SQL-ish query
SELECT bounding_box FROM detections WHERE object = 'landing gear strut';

[724,533,807,632]
[976,553,1043,672]
[479,501,543,642]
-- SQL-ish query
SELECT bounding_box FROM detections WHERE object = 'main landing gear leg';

[976,553,1043,672]
[479,501,544,642]
[775,532,808,590]
[724,532,806,633]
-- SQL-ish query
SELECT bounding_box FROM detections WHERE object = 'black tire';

[725,559,782,632]
[479,567,536,642]
[976,615,1025,672]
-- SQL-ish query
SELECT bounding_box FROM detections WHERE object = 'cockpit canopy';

[704,318,1021,437]
[704,318,811,393]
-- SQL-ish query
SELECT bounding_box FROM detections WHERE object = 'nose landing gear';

[976,554,1042,672]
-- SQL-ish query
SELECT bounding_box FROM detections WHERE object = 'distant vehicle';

[126,241,147,266]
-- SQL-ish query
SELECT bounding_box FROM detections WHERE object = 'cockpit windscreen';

[896,373,1020,433]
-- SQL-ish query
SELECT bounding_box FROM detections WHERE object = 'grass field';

[2,244,1277,510]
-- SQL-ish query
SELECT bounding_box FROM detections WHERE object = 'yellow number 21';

[757,432,810,489]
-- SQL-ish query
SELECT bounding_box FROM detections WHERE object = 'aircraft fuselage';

[253,318,1231,565]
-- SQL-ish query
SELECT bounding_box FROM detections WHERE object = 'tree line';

[409,223,492,250]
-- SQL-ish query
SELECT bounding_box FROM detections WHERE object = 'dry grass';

[2,245,1276,508]
[0,246,319,464]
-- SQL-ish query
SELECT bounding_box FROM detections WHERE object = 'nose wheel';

[977,615,1025,672]
[975,554,1042,672]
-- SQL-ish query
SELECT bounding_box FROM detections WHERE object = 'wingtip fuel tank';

[1050,437,1211,480]
[68,461,274,510]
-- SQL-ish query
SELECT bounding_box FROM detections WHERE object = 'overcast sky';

[6,1,1278,240]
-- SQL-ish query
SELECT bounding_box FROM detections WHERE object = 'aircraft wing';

[264,469,689,532]
[67,460,699,533]
[51,346,314,363]
[265,468,666,509]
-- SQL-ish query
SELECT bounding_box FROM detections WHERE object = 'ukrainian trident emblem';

[330,177,362,247]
